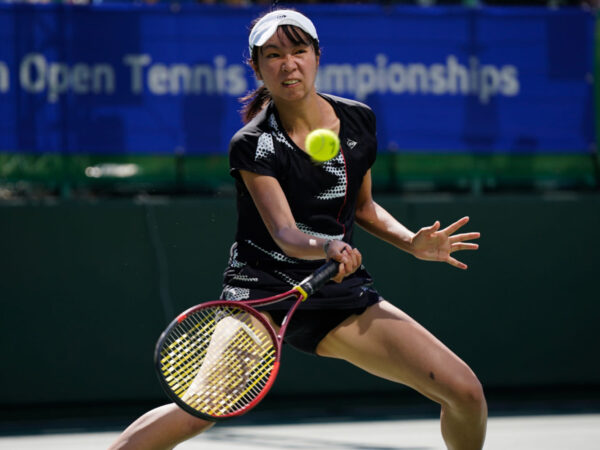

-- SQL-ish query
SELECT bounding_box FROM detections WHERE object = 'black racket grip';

[298,260,340,297]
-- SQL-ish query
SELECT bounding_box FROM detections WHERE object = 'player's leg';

[316,300,487,450]
[108,403,214,450]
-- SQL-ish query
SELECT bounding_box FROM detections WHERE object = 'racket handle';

[298,260,340,297]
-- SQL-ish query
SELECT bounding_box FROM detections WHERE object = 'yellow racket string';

[161,320,214,389]
[186,336,274,415]
[183,334,274,414]
[158,306,276,416]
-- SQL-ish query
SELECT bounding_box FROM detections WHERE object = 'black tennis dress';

[221,93,382,352]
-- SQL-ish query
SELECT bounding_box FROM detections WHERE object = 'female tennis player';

[110,9,487,450]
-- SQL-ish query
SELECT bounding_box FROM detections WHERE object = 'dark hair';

[240,17,321,124]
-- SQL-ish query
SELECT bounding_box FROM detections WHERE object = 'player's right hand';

[326,240,362,283]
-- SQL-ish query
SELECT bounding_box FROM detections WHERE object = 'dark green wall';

[1,194,599,406]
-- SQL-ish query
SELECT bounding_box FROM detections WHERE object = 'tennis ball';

[305,129,340,163]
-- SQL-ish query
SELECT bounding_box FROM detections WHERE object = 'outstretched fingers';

[449,232,481,244]
[441,216,471,236]
[451,242,479,252]
[447,255,468,270]
[448,231,480,255]
[444,218,480,269]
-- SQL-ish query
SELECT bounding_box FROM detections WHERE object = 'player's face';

[254,28,319,103]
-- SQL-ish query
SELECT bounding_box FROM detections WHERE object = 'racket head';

[154,301,281,421]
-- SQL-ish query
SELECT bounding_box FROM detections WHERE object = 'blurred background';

[1,0,599,434]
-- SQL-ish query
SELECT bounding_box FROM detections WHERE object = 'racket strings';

[158,306,276,417]
[161,317,215,390]
[185,331,272,413]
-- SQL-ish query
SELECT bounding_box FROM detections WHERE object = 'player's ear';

[315,46,321,68]
[250,61,262,81]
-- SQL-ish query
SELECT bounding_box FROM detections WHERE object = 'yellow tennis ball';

[305,129,340,163]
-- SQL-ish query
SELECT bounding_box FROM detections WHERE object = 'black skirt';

[221,262,381,311]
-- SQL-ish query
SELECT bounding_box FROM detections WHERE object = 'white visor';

[249,10,318,53]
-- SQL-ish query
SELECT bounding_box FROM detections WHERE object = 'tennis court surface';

[1,413,599,449]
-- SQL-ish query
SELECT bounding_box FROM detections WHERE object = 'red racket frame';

[155,260,339,421]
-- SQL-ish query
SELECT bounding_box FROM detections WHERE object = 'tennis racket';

[154,259,339,421]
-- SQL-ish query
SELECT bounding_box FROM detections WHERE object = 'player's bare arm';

[355,169,416,251]
[355,170,480,269]
[239,170,361,281]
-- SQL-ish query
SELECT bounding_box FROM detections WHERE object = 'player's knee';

[446,371,486,415]
[181,415,215,439]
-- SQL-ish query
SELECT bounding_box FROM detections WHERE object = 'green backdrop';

[1,193,598,407]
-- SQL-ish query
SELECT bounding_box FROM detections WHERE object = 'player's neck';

[275,94,340,153]
[276,93,336,136]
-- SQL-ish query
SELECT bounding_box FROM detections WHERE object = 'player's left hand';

[410,216,480,270]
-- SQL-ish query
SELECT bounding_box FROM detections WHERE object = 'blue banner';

[0,4,595,155]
